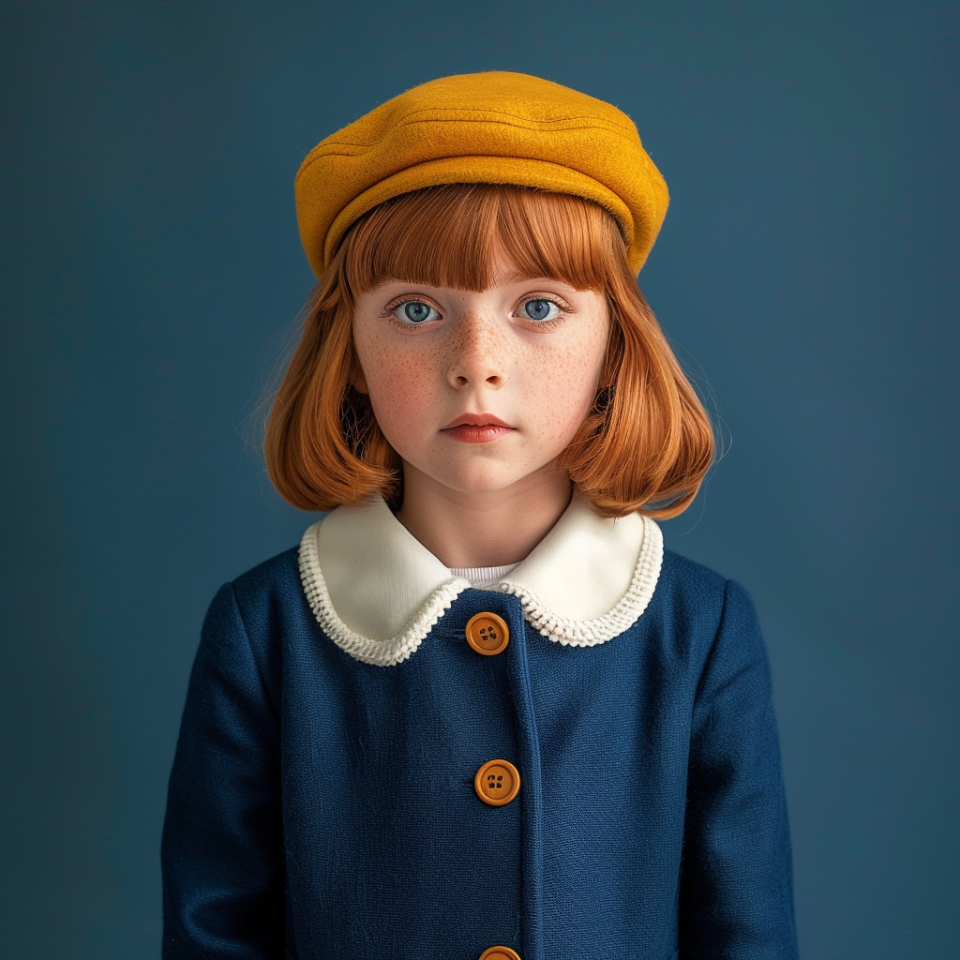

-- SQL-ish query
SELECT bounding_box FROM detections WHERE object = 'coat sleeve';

[678,579,799,958]
[161,583,284,959]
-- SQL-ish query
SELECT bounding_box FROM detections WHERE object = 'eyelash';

[386,299,441,327]
[383,295,569,330]
[518,296,566,327]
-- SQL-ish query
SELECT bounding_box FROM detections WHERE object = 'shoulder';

[660,547,727,589]
[228,545,302,608]
[655,547,737,617]
[642,548,762,666]
[199,545,310,668]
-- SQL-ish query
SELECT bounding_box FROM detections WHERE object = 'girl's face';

[352,251,610,503]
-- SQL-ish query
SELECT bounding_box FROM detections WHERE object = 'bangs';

[337,184,628,294]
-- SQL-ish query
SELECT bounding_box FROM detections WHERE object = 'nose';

[445,311,505,390]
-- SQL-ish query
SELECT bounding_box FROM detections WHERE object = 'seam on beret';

[298,118,640,174]
[307,118,636,152]
[389,105,637,130]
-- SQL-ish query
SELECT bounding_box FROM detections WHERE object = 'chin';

[430,464,527,497]
[444,476,521,496]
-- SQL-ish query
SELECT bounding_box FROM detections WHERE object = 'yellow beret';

[295,71,669,277]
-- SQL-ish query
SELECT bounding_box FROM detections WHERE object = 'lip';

[440,413,516,444]
[441,413,513,429]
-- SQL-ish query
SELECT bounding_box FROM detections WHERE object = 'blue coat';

[162,514,798,959]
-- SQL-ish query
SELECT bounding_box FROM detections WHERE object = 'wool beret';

[295,71,669,277]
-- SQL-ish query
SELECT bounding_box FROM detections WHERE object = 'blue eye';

[395,300,439,324]
[522,299,559,322]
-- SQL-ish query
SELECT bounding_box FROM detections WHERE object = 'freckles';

[450,313,509,353]
[365,340,443,426]
[530,339,603,439]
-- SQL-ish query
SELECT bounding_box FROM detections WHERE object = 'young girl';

[162,72,798,960]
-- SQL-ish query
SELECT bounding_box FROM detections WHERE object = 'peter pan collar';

[298,493,663,667]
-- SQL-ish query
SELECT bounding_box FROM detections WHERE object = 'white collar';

[298,492,663,667]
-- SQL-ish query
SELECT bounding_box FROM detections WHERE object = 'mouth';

[440,413,515,444]
[442,413,513,429]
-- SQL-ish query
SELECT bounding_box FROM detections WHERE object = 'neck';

[396,464,573,568]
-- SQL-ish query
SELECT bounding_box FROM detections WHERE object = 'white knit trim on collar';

[298,493,663,667]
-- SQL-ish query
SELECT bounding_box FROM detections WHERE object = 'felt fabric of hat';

[294,71,669,277]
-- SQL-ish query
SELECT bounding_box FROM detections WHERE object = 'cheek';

[359,344,439,440]
[531,337,606,440]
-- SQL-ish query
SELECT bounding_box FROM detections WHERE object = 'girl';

[162,72,798,960]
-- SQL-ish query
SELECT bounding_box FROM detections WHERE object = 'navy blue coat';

[161,545,798,959]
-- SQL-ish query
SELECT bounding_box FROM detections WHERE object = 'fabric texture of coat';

[161,494,798,960]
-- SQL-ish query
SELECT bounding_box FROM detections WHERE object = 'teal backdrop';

[2,2,957,957]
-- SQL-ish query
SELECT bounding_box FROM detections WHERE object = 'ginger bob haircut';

[265,184,714,519]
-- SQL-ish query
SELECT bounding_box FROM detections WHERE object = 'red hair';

[265,184,714,518]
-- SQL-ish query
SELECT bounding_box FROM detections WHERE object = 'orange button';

[465,611,510,655]
[478,948,521,960]
[474,759,520,806]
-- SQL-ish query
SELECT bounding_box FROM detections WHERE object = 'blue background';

[2,1,957,957]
